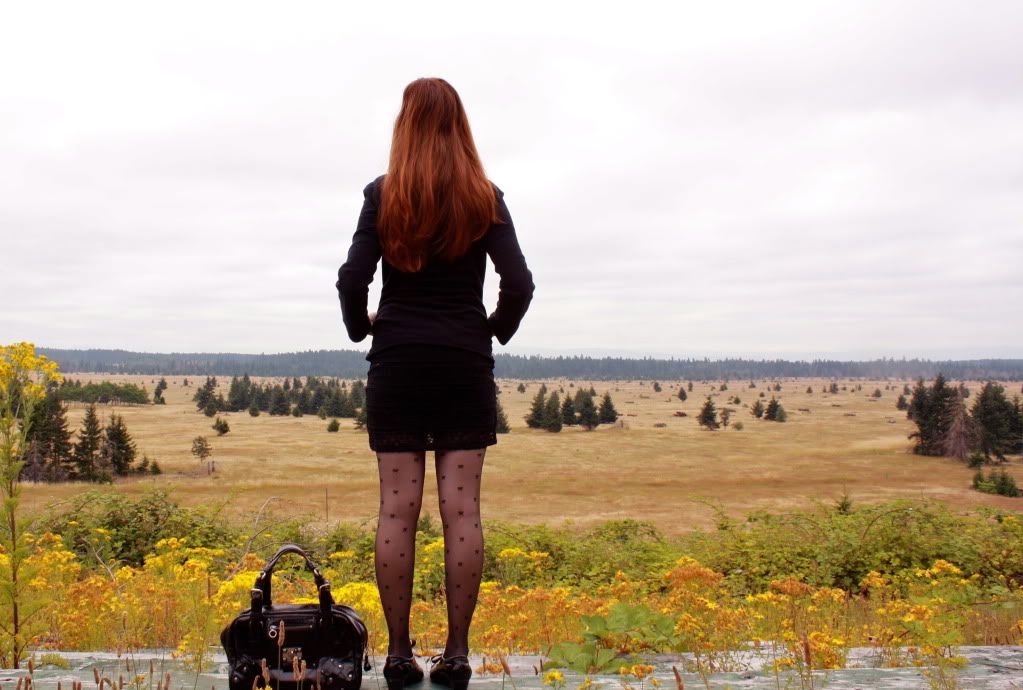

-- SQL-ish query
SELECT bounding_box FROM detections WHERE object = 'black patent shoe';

[428,653,472,690]
[383,639,424,690]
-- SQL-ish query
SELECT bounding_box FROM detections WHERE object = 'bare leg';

[375,450,426,657]
[435,447,486,657]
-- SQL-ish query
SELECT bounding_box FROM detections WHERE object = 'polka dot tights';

[375,448,486,659]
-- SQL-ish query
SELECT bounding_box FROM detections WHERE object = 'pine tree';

[697,398,719,430]
[22,389,74,481]
[249,399,260,417]
[525,388,547,429]
[576,392,599,430]
[495,395,510,433]
[542,392,562,432]
[354,404,367,430]
[598,391,619,424]
[908,374,957,456]
[102,413,137,476]
[73,403,103,481]
[751,399,765,418]
[227,376,250,412]
[971,381,1018,462]
[764,397,781,421]
[327,419,340,432]
[269,387,290,416]
[560,395,577,426]
[677,386,687,401]
[687,381,693,392]
[896,394,908,411]
[212,417,230,436]
[349,381,367,410]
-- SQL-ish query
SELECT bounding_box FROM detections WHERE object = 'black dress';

[337,175,535,453]
[365,343,498,452]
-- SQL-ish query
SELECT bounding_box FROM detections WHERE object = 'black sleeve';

[336,179,382,342]
[485,187,535,345]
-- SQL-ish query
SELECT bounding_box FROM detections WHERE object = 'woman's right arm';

[336,179,382,342]
[485,186,535,345]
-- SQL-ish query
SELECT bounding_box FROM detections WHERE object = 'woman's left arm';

[336,179,382,342]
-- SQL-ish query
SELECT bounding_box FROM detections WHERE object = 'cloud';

[1,0,1021,359]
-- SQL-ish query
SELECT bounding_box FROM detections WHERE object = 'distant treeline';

[38,347,1023,381]
[57,378,150,405]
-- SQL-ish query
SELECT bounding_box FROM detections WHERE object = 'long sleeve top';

[336,174,535,363]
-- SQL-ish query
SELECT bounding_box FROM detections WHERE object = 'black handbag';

[220,544,373,690]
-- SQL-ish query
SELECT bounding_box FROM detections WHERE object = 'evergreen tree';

[212,417,230,436]
[102,413,137,476]
[971,381,1019,462]
[192,376,217,411]
[896,394,908,411]
[907,374,957,456]
[227,376,250,412]
[697,398,719,430]
[525,387,547,429]
[652,381,662,393]
[687,381,693,392]
[354,404,367,430]
[269,387,290,416]
[248,399,260,417]
[22,389,74,481]
[349,380,367,410]
[542,392,562,432]
[764,396,781,421]
[516,383,526,393]
[677,386,687,401]
[598,391,618,424]
[576,392,599,430]
[327,419,340,432]
[72,403,103,481]
[751,399,765,418]
[560,395,577,426]
[496,395,510,433]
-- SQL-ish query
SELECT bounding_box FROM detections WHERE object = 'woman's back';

[336,174,535,363]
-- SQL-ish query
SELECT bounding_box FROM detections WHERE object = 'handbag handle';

[250,543,333,613]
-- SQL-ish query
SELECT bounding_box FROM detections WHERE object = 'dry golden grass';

[22,374,1022,535]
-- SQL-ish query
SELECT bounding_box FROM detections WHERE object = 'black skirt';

[365,344,498,452]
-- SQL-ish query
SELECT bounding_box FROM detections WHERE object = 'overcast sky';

[2,1,1021,360]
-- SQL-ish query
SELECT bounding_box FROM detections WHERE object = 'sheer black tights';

[375,448,485,658]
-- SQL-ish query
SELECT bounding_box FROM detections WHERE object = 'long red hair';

[377,78,504,273]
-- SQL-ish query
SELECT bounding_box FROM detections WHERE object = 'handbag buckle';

[283,647,303,668]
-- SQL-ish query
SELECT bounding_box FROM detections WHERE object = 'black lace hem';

[368,428,498,452]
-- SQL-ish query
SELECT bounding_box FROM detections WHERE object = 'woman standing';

[336,78,535,690]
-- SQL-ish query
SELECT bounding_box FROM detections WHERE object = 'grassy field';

[24,374,1023,534]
